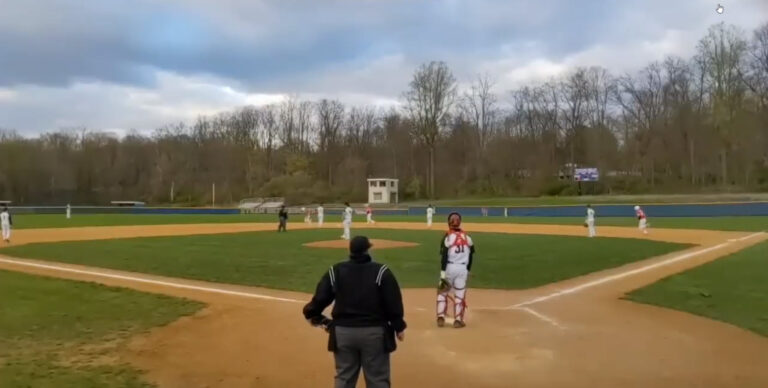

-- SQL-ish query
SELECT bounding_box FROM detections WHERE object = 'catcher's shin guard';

[436,292,448,318]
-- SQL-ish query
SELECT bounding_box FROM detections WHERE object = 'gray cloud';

[0,0,765,133]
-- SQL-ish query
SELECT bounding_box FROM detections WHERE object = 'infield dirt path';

[1,222,767,387]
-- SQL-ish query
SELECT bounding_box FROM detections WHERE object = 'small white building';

[367,178,399,204]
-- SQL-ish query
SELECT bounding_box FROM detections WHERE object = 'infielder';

[1,206,12,243]
[66,204,71,219]
[365,204,375,224]
[436,212,475,329]
[317,204,324,226]
[426,204,434,228]
[585,204,596,237]
[341,202,353,240]
[635,205,649,234]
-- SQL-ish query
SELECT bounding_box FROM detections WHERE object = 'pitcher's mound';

[304,239,419,249]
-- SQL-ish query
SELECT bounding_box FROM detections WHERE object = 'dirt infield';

[1,222,768,387]
[304,238,419,249]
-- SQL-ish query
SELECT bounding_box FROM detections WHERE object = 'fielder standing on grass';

[278,205,288,232]
[317,203,325,226]
[585,204,596,238]
[365,204,375,224]
[426,204,434,228]
[66,203,71,219]
[341,202,353,240]
[1,206,12,243]
[436,212,475,328]
[303,236,406,388]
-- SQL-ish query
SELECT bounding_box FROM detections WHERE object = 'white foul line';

[0,257,304,304]
[508,242,730,309]
[515,307,565,330]
[729,231,765,242]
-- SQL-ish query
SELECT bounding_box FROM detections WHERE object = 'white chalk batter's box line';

[0,231,763,329]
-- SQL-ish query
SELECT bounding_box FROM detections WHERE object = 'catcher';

[436,212,475,328]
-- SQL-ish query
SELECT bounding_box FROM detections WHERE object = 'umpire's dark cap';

[350,236,372,254]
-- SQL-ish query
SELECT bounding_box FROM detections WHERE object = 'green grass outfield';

[10,213,768,232]
[626,240,768,337]
[0,270,203,388]
[1,229,688,293]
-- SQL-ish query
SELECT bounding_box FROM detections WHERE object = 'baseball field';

[1,213,767,387]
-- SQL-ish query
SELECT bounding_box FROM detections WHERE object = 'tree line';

[1,22,767,205]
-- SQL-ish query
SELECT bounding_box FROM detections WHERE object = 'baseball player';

[634,205,649,234]
[426,204,434,228]
[317,203,324,226]
[341,202,353,240]
[66,204,71,219]
[1,206,12,243]
[436,212,475,329]
[303,207,312,224]
[365,204,375,224]
[278,205,288,232]
[585,204,596,237]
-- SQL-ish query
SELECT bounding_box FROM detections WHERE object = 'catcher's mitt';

[437,278,451,293]
[583,222,588,228]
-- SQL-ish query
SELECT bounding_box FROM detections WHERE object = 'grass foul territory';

[627,240,768,337]
[0,270,203,388]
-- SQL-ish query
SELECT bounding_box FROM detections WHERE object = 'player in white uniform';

[586,204,596,237]
[365,204,375,224]
[66,204,71,219]
[436,212,475,329]
[1,206,12,243]
[317,204,324,226]
[426,204,434,228]
[341,202,353,240]
[635,205,649,234]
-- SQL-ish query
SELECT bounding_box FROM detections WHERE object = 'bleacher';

[238,197,284,214]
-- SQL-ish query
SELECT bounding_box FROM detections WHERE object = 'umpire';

[303,236,406,388]
[278,205,288,232]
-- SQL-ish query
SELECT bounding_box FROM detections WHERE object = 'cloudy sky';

[0,0,766,135]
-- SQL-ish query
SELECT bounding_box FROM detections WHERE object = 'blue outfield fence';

[410,202,768,218]
[7,202,768,217]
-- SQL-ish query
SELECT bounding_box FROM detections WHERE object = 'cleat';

[453,320,466,329]
[437,317,445,327]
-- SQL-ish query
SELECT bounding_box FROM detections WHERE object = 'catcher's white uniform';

[437,230,474,325]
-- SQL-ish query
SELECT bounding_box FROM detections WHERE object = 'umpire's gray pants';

[334,326,390,388]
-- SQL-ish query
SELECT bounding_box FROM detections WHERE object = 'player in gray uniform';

[436,212,475,328]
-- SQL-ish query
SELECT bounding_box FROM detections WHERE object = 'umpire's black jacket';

[303,253,407,352]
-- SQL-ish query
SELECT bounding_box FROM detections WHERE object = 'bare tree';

[259,105,279,179]
[744,23,768,109]
[459,74,498,153]
[316,99,345,185]
[404,61,457,198]
[696,22,748,184]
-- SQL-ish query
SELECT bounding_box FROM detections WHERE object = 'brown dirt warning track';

[0,222,767,387]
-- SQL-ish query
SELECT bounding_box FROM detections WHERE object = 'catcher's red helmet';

[447,212,462,230]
